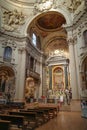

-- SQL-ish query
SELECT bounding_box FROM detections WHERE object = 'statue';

[25,77,35,100]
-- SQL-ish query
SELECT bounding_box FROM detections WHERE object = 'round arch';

[79,53,87,72]
[52,66,64,90]
[24,9,72,35]
[0,64,16,97]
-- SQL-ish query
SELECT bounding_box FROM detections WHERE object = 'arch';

[52,66,64,90]
[80,56,87,90]
[24,9,72,35]
[42,29,67,49]
[0,65,16,95]
[79,53,87,72]
[0,65,15,77]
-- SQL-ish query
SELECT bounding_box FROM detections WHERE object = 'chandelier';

[34,0,56,12]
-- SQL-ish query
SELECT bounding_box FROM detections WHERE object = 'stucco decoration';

[34,0,82,13]
[63,0,82,12]
[25,77,35,99]
[2,9,25,31]
[34,0,54,12]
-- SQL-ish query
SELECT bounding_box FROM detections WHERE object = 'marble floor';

[36,100,87,130]
[60,100,81,112]
[36,111,87,130]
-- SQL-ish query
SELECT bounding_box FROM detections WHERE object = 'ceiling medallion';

[34,0,56,13]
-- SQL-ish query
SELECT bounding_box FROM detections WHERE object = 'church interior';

[0,0,87,130]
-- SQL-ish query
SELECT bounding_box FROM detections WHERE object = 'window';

[37,36,41,50]
[3,46,12,62]
[83,30,87,45]
[30,57,34,70]
[32,33,36,46]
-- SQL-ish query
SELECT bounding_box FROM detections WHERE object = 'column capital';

[73,35,77,44]
[68,37,74,45]
[18,47,27,53]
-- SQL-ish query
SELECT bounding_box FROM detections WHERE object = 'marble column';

[39,58,43,98]
[15,47,26,100]
[68,37,78,99]
[26,54,30,77]
[64,65,68,89]
[49,66,52,90]
[74,35,81,98]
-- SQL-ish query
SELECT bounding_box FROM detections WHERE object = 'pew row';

[9,111,37,130]
[0,114,25,130]
[0,120,11,130]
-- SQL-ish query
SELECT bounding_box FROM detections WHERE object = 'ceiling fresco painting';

[36,11,66,30]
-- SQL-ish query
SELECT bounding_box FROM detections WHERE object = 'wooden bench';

[39,107,58,118]
[49,108,58,117]
[9,111,37,130]
[7,101,25,109]
[20,109,46,125]
[0,120,11,130]
[38,108,50,121]
[0,114,24,129]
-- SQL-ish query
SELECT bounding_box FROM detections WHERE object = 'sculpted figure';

[2,9,25,31]
[25,77,35,99]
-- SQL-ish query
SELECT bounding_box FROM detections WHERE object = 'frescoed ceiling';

[27,10,68,56]
[36,11,66,30]
[2,0,83,57]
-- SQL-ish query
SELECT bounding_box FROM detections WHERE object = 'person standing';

[65,88,70,105]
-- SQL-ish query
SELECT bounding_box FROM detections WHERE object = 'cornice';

[0,30,27,41]
[3,0,34,7]
[26,37,44,58]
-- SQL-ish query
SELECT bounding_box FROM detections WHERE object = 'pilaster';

[68,34,78,99]
[15,46,26,100]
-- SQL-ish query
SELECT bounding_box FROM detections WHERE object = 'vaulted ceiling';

[27,10,68,57]
[1,0,83,57]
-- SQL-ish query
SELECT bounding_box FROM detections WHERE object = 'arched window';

[32,32,41,50]
[30,56,34,70]
[83,30,87,45]
[32,33,36,46]
[37,36,41,50]
[3,46,12,62]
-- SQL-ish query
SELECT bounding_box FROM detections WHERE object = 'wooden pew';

[0,120,11,130]
[0,114,24,129]
[39,107,58,118]
[9,111,37,130]
[37,108,50,121]
[7,101,25,109]
[20,109,47,125]
[49,108,58,117]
